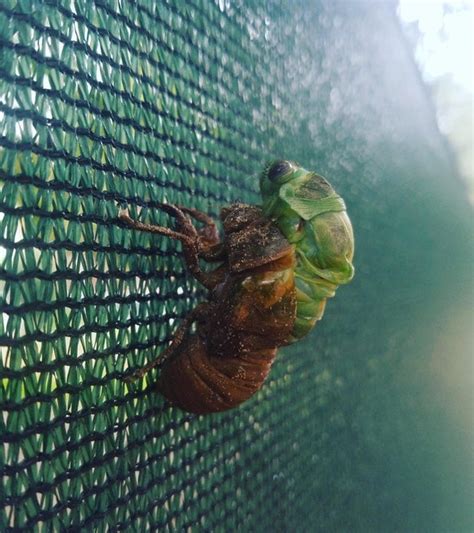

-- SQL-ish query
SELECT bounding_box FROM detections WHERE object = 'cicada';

[119,161,354,414]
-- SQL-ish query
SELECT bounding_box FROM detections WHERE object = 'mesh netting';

[1,1,473,531]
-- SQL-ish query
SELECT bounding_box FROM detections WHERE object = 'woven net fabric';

[1,0,472,531]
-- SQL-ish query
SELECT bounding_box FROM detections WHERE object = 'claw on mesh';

[124,368,147,383]
[118,207,130,221]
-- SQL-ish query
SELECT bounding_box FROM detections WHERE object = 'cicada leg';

[125,302,210,382]
[176,205,220,252]
[166,204,226,263]
[118,205,223,289]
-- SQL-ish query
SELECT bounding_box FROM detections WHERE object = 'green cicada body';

[260,161,355,341]
[120,159,354,414]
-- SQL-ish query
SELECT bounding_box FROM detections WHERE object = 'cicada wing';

[279,172,346,220]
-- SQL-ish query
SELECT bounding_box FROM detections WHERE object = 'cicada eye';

[267,160,291,182]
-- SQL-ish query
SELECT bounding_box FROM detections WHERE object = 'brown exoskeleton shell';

[120,203,296,414]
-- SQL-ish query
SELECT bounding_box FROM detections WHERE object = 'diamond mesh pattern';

[1,1,472,531]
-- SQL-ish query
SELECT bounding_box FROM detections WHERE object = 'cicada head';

[260,160,339,219]
[260,160,301,206]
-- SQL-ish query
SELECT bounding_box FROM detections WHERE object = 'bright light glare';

[398,0,473,202]
[399,0,473,90]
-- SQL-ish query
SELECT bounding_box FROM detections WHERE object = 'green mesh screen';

[1,0,473,531]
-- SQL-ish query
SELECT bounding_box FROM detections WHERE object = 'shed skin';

[157,205,296,414]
